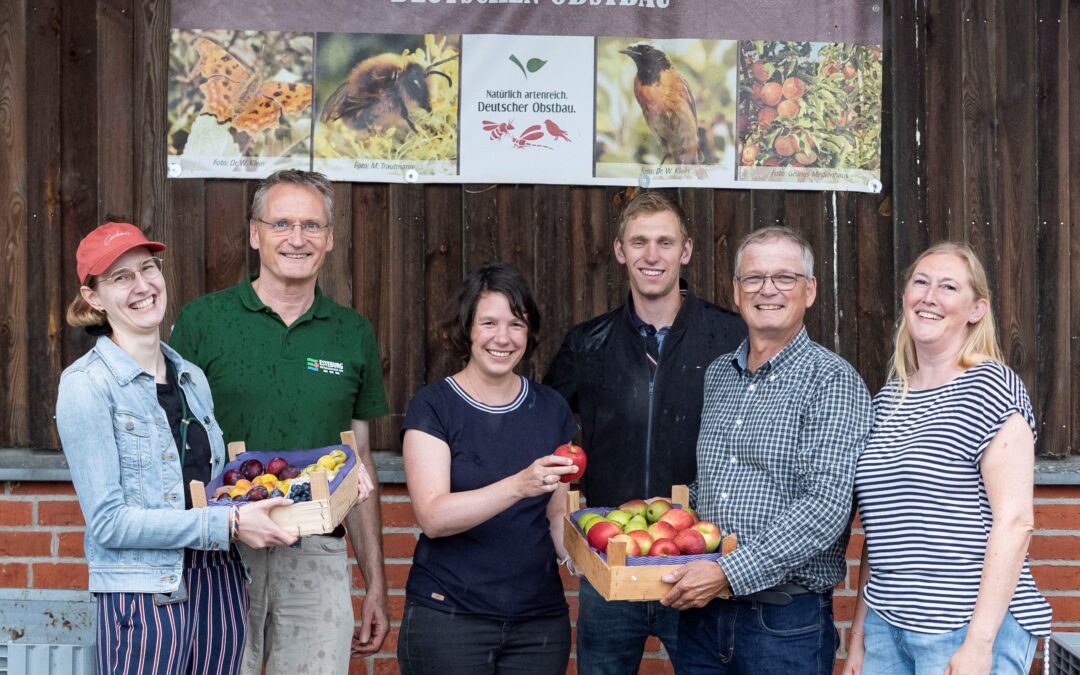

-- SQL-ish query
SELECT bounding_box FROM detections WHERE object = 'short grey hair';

[733,226,814,278]
[251,170,334,225]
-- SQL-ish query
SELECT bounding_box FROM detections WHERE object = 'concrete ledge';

[1,447,1078,485]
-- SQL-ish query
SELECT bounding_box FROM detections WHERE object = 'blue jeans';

[862,606,1037,674]
[397,599,570,674]
[672,591,837,674]
[576,578,680,675]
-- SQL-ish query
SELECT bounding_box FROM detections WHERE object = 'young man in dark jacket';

[544,191,746,674]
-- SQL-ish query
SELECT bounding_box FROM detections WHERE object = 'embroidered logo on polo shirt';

[306,357,344,375]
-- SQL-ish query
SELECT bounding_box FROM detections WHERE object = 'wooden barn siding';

[0,0,1075,456]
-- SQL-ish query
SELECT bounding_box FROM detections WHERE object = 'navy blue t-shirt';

[403,375,578,620]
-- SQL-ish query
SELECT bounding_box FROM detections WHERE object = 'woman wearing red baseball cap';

[56,222,297,675]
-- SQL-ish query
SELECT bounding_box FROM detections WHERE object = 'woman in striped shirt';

[846,243,1051,675]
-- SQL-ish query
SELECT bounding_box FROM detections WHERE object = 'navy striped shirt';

[854,360,1052,636]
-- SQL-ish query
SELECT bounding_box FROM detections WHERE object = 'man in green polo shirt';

[170,169,389,675]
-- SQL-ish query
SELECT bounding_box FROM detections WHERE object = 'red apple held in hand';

[646,499,672,523]
[650,538,681,557]
[619,499,648,519]
[627,529,653,556]
[647,521,677,542]
[586,520,623,553]
[553,444,587,482]
[692,521,722,554]
[607,533,641,557]
[222,469,242,486]
[266,457,290,478]
[673,528,707,555]
[659,508,695,532]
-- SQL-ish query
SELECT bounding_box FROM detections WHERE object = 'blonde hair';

[889,242,1003,400]
[66,292,107,328]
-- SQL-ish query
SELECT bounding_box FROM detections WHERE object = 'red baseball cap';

[76,222,165,284]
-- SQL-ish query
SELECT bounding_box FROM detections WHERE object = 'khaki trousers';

[238,535,353,675]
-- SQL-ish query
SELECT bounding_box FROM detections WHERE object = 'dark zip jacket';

[543,286,746,508]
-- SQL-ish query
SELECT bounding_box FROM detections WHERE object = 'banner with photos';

[168,0,883,192]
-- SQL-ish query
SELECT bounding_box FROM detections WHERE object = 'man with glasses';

[544,191,746,674]
[658,226,872,674]
[170,170,389,675]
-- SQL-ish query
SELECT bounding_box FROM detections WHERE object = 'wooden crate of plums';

[190,430,361,537]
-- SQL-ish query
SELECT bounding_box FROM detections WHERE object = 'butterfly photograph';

[168,30,314,162]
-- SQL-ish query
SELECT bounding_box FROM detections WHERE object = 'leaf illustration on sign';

[509,54,548,79]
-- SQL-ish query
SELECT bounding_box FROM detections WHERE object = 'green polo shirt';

[169,277,388,452]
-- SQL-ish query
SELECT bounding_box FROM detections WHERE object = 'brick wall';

[2,480,1076,674]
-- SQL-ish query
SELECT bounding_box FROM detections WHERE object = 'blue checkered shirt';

[693,327,872,595]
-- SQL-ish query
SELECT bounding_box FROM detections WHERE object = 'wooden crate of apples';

[564,483,737,601]
[190,430,361,537]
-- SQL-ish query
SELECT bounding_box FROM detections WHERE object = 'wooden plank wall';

[0,0,1075,457]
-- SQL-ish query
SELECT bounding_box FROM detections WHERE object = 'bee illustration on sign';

[315,33,460,162]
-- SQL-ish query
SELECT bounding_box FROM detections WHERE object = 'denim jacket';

[55,336,232,593]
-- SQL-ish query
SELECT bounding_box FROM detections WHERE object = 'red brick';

[0,500,33,526]
[9,482,77,496]
[1034,486,1080,499]
[38,500,84,526]
[57,531,85,558]
[380,502,417,527]
[33,562,88,589]
[1029,564,1080,590]
[347,658,368,675]
[644,635,662,652]
[372,656,400,675]
[0,531,51,557]
[381,484,409,497]
[387,595,405,622]
[380,626,399,653]
[833,594,856,621]
[0,563,28,586]
[382,533,418,558]
[1030,534,1080,560]
[1034,504,1080,530]
[638,657,674,674]
[356,563,411,589]
[844,533,865,560]
[1046,595,1080,621]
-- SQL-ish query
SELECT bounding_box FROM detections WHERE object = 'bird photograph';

[314,33,460,162]
[595,38,736,176]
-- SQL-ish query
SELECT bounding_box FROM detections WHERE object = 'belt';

[739,582,817,606]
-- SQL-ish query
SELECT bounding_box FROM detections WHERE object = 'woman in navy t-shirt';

[397,262,580,674]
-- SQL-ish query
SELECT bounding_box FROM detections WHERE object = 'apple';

[627,529,653,556]
[619,499,648,519]
[673,528,706,555]
[684,507,698,522]
[587,521,623,553]
[607,533,641,557]
[553,443,587,482]
[577,512,603,531]
[646,499,672,523]
[624,515,649,533]
[222,469,242,486]
[650,538,681,557]
[266,457,290,478]
[647,521,677,541]
[605,509,631,527]
[693,521,722,553]
[239,459,264,481]
[659,508,695,532]
[585,518,615,535]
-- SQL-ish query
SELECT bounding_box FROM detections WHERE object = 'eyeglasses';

[254,217,331,237]
[736,273,806,293]
[92,257,164,290]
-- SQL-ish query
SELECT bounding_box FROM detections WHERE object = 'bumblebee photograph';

[314,33,460,162]
[168,30,314,160]
[595,38,737,176]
